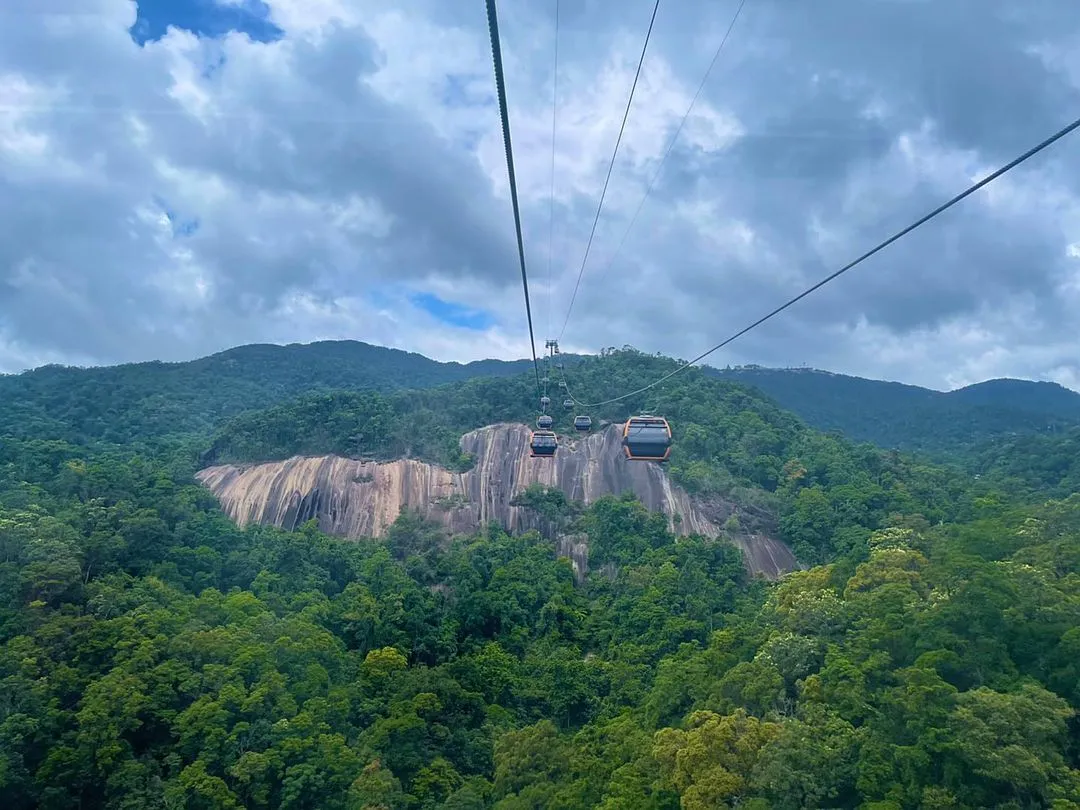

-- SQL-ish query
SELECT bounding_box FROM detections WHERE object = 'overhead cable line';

[566,113,1080,408]
[542,0,561,405]
[546,0,560,346]
[485,0,542,398]
[556,0,747,405]
[557,0,662,343]
[585,0,749,300]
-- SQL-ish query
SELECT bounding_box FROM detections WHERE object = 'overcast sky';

[1,0,1079,391]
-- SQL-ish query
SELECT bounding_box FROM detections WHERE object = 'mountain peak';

[945,377,1080,416]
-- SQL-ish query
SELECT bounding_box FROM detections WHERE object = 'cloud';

[0,0,1079,396]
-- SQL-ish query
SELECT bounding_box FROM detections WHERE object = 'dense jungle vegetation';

[1,344,1078,808]
[711,366,1080,460]
[5,339,1079,461]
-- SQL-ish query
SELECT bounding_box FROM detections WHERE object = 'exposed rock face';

[196,423,798,579]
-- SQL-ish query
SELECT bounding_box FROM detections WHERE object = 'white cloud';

[0,0,1078,396]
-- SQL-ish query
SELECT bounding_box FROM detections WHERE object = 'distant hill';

[3,340,1078,462]
[3,337,1079,546]
[708,365,1080,458]
[947,377,1080,416]
[0,340,535,444]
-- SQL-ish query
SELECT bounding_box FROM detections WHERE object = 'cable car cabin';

[562,398,574,410]
[529,430,558,458]
[622,416,672,462]
[574,415,592,431]
[537,414,553,429]
[540,396,551,409]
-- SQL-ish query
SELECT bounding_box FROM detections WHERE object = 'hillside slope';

[711,365,1080,456]
[2,344,1078,808]
[197,423,798,579]
[3,339,1077,460]
[200,350,988,565]
[0,340,535,443]
[948,377,1080,414]
[964,424,1080,499]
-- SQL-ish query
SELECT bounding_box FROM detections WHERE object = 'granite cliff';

[196,422,798,579]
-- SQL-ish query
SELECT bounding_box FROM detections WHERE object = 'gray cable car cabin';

[537,414,553,429]
[529,430,558,458]
[574,415,592,431]
[622,415,672,462]
[562,398,573,410]
[540,396,551,409]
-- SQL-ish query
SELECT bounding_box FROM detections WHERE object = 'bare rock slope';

[196,423,797,578]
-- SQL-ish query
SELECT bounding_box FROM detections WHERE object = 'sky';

[1,0,1080,392]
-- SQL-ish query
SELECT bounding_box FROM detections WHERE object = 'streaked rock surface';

[196,422,798,578]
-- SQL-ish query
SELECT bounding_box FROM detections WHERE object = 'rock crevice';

[196,423,798,578]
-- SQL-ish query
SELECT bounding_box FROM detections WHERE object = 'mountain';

[196,422,797,579]
[0,340,533,444]
[947,377,1080,415]
[194,350,990,565]
[4,338,1075,461]
[4,335,1071,536]
[709,365,1080,456]
[2,342,1078,807]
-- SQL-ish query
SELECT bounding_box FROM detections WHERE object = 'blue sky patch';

[130,0,283,46]
[152,195,200,238]
[409,293,496,330]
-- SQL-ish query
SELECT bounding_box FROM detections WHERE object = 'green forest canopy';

[5,339,1080,472]
[0,345,1078,808]
[712,365,1080,458]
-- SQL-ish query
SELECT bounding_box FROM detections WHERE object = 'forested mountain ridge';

[3,339,1078,460]
[712,365,1080,457]
[197,349,983,565]
[949,376,1080,413]
[2,338,1076,571]
[0,340,535,444]
[1,345,1078,807]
